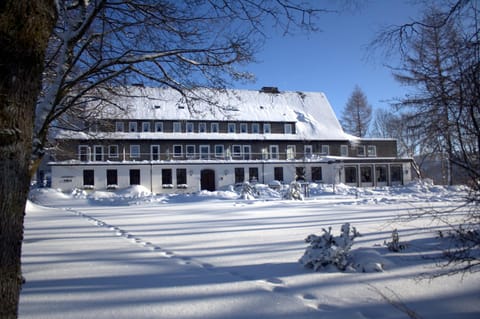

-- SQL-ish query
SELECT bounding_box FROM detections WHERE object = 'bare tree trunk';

[0,1,55,318]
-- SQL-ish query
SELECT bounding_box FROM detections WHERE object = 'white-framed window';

[142,122,150,132]
[269,145,279,159]
[340,145,349,157]
[240,123,248,133]
[228,123,236,133]
[198,122,207,133]
[129,122,137,132]
[263,123,271,134]
[115,122,124,132]
[243,145,251,160]
[304,145,313,158]
[108,145,118,158]
[284,123,292,134]
[173,144,183,157]
[200,145,210,159]
[211,122,219,133]
[321,145,330,155]
[252,123,260,134]
[173,122,181,133]
[286,145,296,160]
[262,147,268,160]
[214,144,224,158]
[232,145,242,157]
[155,122,163,132]
[367,145,377,157]
[78,145,90,162]
[93,145,103,161]
[357,145,366,156]
[186,145,195,158]
[186,122,194,133]
[151,145,160,161]
[130,145,140,158]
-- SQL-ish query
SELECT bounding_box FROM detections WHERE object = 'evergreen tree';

[340,85,372,137]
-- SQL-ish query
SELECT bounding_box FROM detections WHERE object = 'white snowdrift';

[20,181,479,319]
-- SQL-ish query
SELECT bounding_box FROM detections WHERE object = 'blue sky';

[237,0,424,118]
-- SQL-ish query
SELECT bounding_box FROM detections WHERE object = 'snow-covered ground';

[20,182,479,319]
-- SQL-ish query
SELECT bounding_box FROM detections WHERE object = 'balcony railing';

[69,151,329,163]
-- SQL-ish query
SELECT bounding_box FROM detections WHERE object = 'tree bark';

[0,1,55,318]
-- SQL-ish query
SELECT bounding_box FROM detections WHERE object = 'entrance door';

[200,169,215,191]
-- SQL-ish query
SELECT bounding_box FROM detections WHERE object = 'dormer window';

[173,122,181,133]
[228,123,236,133]
[252,123,259,134]
[186,122,194,133]
[129,122,137,132]
[198,122,207,133]
[155,122,163,132]
[211,122,219,133]
[142,122,150,132]
[240,123,248,133]
[284,123,292,134]
[115,122,124,132]
[263,123,271,134]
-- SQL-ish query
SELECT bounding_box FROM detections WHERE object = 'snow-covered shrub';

[299,223,360,271]
[240,181,257,200]
[284,180,303,200]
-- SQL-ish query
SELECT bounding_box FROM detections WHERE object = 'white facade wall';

[51,160,411,193]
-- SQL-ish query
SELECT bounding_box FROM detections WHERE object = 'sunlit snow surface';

[20,182,480,319]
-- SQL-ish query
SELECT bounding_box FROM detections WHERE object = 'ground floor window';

[83,169,94,186]
[274,167,283,182]
[107,169,117,185]
[176,168,187,185]
[311,167,322,182]
[129,169,140,185]
[162,168,172,185]
[391,165,403,184]
[361,166,373,183]
[296,167,306,181]
[345,166,357,184]
[249,167,258,183]
[375,165,388,183]
[235,168,245,183]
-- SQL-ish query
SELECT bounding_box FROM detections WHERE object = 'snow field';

[20,182,480,318]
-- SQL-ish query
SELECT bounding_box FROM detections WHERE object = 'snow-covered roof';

[68,87,357,140]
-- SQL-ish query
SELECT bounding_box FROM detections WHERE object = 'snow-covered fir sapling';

[284,180,304,200]
[299,223,360,271]
[240,181,257,200]
[385,229,406,252]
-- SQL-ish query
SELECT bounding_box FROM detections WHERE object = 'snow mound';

[350,248,394,273]
[117,185,152,198]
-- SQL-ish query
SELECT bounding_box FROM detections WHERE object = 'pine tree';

[341,85,372,137]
